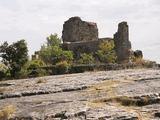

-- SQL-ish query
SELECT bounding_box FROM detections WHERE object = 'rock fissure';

[0,86,88,100]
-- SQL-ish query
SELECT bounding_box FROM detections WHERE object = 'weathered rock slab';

[0,69,160,119]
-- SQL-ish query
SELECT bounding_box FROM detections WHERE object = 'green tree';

[78,53,95,64]
[40,45,63,65]
[39,34,73,65]
[96,40,117,63]
[0,40,28,78]
[47,33,61,47]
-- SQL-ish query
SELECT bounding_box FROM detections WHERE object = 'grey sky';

[0,0,160,63]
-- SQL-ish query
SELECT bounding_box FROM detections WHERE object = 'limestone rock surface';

[1,69,160,119]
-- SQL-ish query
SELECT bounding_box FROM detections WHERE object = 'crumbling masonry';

[62,17,134,63]
[114,22,131,62]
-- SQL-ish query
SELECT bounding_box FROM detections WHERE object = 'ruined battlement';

[62,17,141,63]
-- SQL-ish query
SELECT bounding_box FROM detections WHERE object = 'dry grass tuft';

[86,80,120,97]
[86,101,106,108]
[0,105,16,120]
[36,79,47,84]
[0,88,6,94]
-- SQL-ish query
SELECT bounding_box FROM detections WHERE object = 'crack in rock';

[0,86,88,100]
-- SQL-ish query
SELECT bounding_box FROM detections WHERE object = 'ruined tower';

[114,22,131,63]
[62,17,98,43]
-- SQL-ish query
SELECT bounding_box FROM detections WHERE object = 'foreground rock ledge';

[0,68,160,120]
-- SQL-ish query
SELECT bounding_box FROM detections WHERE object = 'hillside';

[0,69,160,120]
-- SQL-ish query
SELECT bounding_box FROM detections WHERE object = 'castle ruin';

[114,22,131,62]
[62,17,132,63]
[62,17,98,42]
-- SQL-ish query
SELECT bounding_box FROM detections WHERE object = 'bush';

[39,45,73,65]
[61,51,74,63]
[0,63,8,80]
[39,33,74,66]
[53,61,71,75]
[39,45,63,65]
[96,41,117,63]
[19,59,47,78]
[78,53,95,64]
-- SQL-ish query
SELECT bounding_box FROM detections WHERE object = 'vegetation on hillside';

[39,34,73,65]
[96,40,117,63]
[78,53,95,64]
[0,40,28,78]
[0,33,153,80]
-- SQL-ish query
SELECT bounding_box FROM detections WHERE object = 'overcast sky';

[0,0,160,63]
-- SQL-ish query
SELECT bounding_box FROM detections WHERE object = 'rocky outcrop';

[62,17,98,43]
[114,22,132,63]
[134,50,143,58]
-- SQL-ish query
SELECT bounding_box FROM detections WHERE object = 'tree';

[40,45,62,65]
[39,34,73,65]
[96,40,117,63]
[46,33,61,47]
[0,40,28,78]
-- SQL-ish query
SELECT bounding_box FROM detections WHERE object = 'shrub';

[0,63,8,80]
[133,57,144,65]
[39,45,63,65]
[39,33,74,65]
[53,61,71,74]
[61,51,74,63]
[27,59,46,69]
[19,59,47,78]
[78,53,95,64]
[39,45,73,65]
[99,40,115,51]
[96,41,117,63]
[96,50,117,63]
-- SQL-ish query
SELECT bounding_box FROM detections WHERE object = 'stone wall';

[62,38,113,58]
[114,22,132,63]
[62,17,98,43]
